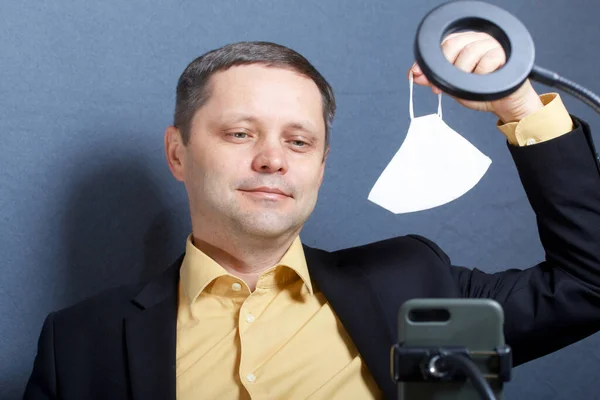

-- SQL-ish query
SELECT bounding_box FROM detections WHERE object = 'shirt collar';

[180,234,313,305]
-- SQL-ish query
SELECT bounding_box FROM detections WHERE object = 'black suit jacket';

[24,116,600,400]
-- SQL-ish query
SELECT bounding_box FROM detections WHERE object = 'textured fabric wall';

[2,0,599,398]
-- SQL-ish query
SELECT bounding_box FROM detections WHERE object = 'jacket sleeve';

[449,115,600,367]
[23,313,58,400]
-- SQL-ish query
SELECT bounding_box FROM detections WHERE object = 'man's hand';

[409,31,544,124]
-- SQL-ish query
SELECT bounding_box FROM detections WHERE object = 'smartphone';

[396,298,506,400]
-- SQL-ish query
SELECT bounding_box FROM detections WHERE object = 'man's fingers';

[410,69,441,93]
[410,62,423,77]
[442,30,480,43]
[413,73,431,86]
[440,32,499,66]
[453,38,503,74]
[409,32,504,90]
[441,30,490,44]
[409,63,431,87]
[474,47,506,74]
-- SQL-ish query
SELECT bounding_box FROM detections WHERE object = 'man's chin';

[242,223,293,238]
[234,214,301,239]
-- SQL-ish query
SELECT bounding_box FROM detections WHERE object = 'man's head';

[165,42,336,243]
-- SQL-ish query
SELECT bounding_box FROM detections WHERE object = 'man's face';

[172,64,328,240]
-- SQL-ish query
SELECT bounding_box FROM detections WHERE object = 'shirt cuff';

[496,93,574,146]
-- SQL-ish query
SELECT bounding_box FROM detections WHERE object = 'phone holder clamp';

[390,344,512,383]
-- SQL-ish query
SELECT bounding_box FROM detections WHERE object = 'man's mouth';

[239,187,292,199]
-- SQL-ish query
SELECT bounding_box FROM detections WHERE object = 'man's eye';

[231,132,248,139]
[291,140,307,147]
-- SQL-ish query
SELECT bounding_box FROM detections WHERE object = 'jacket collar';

[124,255,182,400]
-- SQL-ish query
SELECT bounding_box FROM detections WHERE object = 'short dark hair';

[173,41,336,149]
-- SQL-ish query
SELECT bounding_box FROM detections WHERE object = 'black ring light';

[414,0,600,112]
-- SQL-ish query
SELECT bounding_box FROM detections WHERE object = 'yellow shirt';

[176,235,382,399]
[176,93,573,399]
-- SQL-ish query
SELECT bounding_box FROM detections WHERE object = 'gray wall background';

[2,0,599,398]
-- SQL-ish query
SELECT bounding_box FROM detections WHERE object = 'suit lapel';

[124,256,182,400]
[304,245,397,400]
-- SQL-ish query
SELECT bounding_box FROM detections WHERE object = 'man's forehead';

[198,66,326,132]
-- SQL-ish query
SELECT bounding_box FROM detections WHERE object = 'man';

[24,32,600,400]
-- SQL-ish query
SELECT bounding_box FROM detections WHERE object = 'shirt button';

[246,313,255,323]
[246,373,256,383]
[232,282,242,292]
[526,138,536,146]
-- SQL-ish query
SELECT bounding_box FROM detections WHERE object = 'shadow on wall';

[59,145,190,304]
[11,141,190,400]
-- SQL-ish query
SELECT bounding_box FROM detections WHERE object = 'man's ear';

[318,146,330,186]
[323,146,330,163]
[164,126,185,182]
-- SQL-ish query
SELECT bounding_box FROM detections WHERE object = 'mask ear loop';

[437,88,443,119]
[409,69,443,120]
[409,70,415,120]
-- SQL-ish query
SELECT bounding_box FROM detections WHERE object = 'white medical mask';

[368,71,492,214]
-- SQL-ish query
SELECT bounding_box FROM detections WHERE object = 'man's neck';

[190,229,299,291]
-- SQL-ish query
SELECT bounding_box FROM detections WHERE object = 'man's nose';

[251,139,289,174]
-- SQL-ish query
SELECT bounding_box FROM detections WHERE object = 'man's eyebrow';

[284,122,319,135]
[219,114,259,124]
[219,114,320,135]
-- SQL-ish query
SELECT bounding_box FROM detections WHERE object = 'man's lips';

[240,187,292,198]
